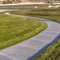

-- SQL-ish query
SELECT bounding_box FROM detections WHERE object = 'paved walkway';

[0,3,60,6]
[0,14,60,60]
[0,2,48,6]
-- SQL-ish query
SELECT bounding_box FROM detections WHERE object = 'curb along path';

[0,13,60,60]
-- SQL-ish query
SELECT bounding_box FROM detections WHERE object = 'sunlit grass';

[0,13,47,50]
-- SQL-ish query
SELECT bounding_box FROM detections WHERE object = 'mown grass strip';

[0,13,47,50]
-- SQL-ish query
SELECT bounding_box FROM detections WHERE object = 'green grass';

[0,13,47,50]
[9,8,60,23]
[35,39,60,60]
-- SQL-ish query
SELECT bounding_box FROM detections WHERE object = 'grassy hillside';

[0,13,47,50]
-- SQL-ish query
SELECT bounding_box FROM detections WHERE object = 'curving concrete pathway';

[0,14,60,60]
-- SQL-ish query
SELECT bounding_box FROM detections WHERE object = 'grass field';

[9,8,60,23]
[35,38,60,60]
[0,13,47,50]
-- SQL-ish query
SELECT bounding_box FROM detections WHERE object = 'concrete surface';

[0,14,60,60]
